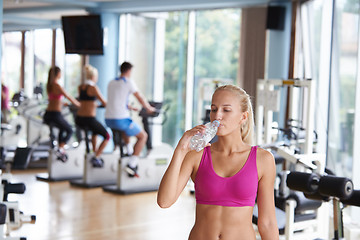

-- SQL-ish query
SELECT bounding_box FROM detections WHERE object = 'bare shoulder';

[88,85,97,93]
[53,83,63,93]
[257,147,274,162]
[184,149,204,165]
[89,85,97,90]
[256,147,276,179]
[185,149,205,179]
[53,82,62,89]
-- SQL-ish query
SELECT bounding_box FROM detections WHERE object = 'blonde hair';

[84,64,98,80]
[214,85,254,145]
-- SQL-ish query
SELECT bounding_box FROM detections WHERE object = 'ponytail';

[214,85,255,145]
[47,66,61,94]
[241,97,254,145]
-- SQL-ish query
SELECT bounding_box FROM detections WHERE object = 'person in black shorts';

[75,65,109,167]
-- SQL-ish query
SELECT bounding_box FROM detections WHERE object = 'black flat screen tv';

[61,15,103,55]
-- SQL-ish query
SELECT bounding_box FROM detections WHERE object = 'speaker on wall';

[266,6,286,31]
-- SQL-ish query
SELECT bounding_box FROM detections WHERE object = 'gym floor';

[9,169,195,240]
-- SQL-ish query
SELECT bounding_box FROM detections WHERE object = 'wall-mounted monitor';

[61,15,104,55]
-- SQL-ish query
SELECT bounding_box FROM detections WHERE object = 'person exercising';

[105,62,155,177]
[75,65,110,168]
[157,85,279,239]
[1,80,10,124]
[43,66,80,162]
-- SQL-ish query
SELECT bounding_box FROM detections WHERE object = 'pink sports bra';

[194,146,258,207]
[48,92,63,101]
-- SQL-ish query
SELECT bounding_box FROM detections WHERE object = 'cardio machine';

[103,101,173,194]
[69,126,117,188]
[9,90,52,169]
[36,106,85,182]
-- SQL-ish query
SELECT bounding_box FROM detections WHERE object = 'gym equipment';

[103,101,173,194]
[35,123,85,182]
[69,126,117,188]
[0,124,15,168]
[253,170,324,239]
[0,171,35,239]
[15,98,50,165]
[253,79,329,239]
[0,203,26,240]
[255,78,320,174]
[256,78,316,154]
[287,171,360,240]
[1,93,51,169]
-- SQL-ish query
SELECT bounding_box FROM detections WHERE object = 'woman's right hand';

[175,125,208,153]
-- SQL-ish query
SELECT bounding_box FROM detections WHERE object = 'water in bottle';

[189,120,220,152]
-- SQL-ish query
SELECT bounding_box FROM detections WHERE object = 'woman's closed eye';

[211,108,231,112]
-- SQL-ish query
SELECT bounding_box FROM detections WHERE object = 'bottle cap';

[212,120,220,127]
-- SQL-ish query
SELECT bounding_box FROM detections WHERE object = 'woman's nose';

[214,112,222,121]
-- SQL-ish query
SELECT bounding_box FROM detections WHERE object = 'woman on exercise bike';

[75,65,109,168]
[43,66,80,162]
[158,85,279,240]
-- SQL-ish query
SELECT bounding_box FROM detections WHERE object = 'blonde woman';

[157,85,279,240]
[75,65,109,168]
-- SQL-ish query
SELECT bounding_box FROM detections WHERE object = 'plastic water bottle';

[189,120,220,152]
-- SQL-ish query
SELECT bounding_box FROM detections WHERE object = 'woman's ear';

[241,111,249,125]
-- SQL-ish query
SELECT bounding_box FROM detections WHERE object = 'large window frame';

[2,29,81,101]
[300,0,360,223]
[118,9,242,147]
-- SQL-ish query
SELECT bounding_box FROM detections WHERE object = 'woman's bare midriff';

[77,101,97,117]
[189,204,256,240]
[47,99,62,112]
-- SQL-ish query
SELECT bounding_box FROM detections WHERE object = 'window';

[327,0,359,178]
[193,9,241,125]
[33,29,53,98]
[300,0,332,154]
[124,14,156,101]
[2,32,22,94]
[56,29,81,98]
[24,31,35,97]
[163,12,189,146]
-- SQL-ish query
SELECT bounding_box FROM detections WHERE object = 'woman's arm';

[157,125,207,208]
[92,86,107,107]
[256,149,279,240]
[56,83,80,108]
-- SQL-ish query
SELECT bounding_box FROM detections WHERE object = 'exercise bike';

[103,101,173,194]
[69,118,117,188]
[36,106,85,182]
